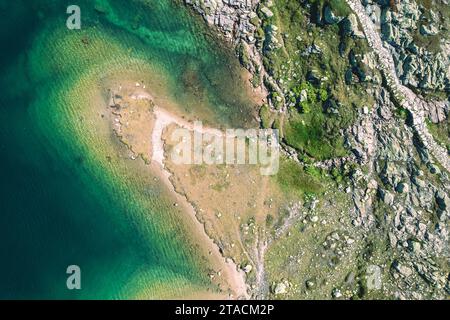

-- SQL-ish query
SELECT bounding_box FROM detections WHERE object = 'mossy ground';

[427,119,450,153]
[258,0,376,160]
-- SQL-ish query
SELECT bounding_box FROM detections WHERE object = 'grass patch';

[283,105,354,160]
[427,119,450,152]
[275,157,324,195]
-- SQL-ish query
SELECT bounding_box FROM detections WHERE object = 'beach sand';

[101,75,294,299]
[103,79,251,299]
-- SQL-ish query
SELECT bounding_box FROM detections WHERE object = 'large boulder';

[323,5,342,24]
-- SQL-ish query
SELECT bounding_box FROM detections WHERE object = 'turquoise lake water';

[0,0,255,299]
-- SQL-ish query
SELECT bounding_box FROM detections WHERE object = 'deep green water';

[0,0,254,299]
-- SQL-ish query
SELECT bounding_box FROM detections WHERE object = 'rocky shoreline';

[184,0,449,299]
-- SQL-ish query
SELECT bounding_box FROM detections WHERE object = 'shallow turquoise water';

[0,0,254,299]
